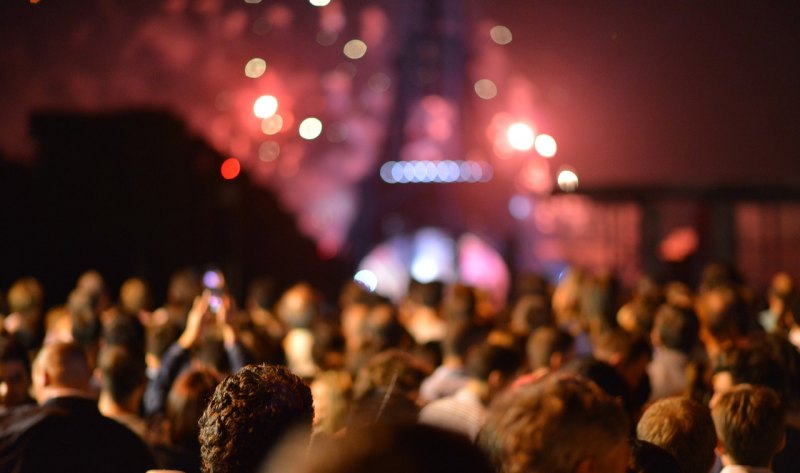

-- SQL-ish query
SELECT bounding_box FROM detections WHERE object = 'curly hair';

[478,373,629,473]
[198,364,314,473]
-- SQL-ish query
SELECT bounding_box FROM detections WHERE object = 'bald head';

[33,341,92,403]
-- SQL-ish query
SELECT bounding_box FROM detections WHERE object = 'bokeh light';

[326,122,349,143]
[490,25,513,45]
[534,134,557,158]
[343,39,367,59]
[244,58,267,78]
[557,168,579,192]
[261,114,284,135]
[368,73,391,93]
[298,117,323,140]
[507,122,535,151]
[258,141,280,161]
[316,30,338,46]
[309,0,331,6]
[353,269,378,292]
[508,195,532,220]
[221,158,241,180]
[379,160,492,184]
[474,79,497,99]
[253,95,278,119]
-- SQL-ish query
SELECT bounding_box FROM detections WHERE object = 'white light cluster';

[380,160,493,184]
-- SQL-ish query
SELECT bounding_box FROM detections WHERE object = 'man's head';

[98,345,146,408]
[636,397,717,473]
[31,341,92,404]
[199,364,314,473]
[652,304,699,354]
[711,384,785,468]
[526,326,574,372]
[478,374,629,473]
[0,335,32,408]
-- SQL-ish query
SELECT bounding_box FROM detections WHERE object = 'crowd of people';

[0,262,799,473]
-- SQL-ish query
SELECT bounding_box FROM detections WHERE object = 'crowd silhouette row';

[0,263,798,473]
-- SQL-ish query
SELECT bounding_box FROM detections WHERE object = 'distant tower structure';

[348,0,471,261]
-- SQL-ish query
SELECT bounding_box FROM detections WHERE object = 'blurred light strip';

[380,160,493,184]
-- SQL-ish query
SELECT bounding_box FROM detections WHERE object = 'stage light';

[379,160,493,184]
[535,133,557,157]
[244,58,267,78]
[507,122,535,151]
[310,0,331,6]
[353,269,378,292]
[221,158,241,180]
[343,39,367,59]
[253,95,278,118]
[298,117,323,140]
[557,168,579,192]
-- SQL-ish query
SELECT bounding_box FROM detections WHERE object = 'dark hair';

[98,345,146,405]
[561,357,629,401]
[408,281,443,309]
[526,326,573,371]
[466,342,521,382]
[166,367,219,448]
[273,423,493,473]
[442,320,487,360]
[199,364,314,473]
[653,304,698,353]
[103,314,146,360]
[628,439,681,473]
[0,335,30,374]
[69,290,102,345]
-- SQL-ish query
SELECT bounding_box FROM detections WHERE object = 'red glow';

[221,158,241,180]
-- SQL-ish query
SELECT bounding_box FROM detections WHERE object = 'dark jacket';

[0,396,156,473]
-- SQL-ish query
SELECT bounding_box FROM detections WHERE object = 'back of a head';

[526,326,573,371]
[442,320,486,360]
[636,396,717,473]
[711,384,786,468]
[479,374,629,473]
[276,283,319,329]
[119,277,151,314]
[349,349,430,427]
[628,439,681,473]
[408,280,443,309]
[34,341,91,392]
[561,357,629,401]
[68,289,102,346]
[167,367,220,448]
[98,345,146,406]
[104,314,146,359]
[7,277,44,316]
[268,423,493,473]
[653,304,699,354]
[199,364,314,473]
[510,294,553,337]
[466,342,521,383]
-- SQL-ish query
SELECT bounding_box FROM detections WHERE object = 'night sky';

[2,0,799,253]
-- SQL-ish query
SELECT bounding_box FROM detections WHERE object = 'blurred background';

[1,0,799,306]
